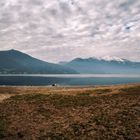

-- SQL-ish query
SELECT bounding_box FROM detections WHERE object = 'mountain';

[0,49,78,74]
[62,57,140,74]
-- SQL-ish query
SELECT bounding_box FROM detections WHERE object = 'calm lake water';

[0,74,140,86]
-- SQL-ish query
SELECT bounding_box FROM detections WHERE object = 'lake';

[0,74,140,86]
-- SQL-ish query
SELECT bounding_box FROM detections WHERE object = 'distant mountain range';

[61,57,140,74]
[0,50,78,74]
[1,50,140,74]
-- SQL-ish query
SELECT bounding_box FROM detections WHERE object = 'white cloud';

[0,0,140,62]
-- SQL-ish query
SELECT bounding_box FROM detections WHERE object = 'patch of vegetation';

[37,107,52,118]
[0,117,7,139]
[69,122,93,137]
[90,113,114,129]
[43,132,67,140]
[8,93,99,108]
[77,92,91,96]
[46,94,98,108]
[9,94,48,101]
[120,86,140,93]
[94,89,112,94]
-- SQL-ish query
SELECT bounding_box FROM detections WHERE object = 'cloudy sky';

[0,0,140,62]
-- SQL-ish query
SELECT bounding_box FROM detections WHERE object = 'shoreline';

[0,83,139,101]
[0,82,140,88]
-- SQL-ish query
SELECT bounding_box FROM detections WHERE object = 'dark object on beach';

[52,84,57,87]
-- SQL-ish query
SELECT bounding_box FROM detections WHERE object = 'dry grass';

[0,84,139,100]
[0,84,140,140]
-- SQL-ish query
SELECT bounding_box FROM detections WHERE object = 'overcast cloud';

[0,0,140,62]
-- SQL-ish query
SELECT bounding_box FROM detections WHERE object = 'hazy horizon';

[0,0,140,62]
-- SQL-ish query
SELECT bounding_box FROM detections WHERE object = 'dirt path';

[0,94,13,101]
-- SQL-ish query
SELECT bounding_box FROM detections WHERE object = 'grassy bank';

[0,84,140,140]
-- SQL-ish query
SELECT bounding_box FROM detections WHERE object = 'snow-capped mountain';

[61,57,140,74]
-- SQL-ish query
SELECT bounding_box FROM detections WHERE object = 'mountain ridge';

[62,57,140,74]
[0,49,78,74]
[69,57,134,63]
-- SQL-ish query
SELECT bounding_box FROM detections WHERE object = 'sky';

[0,0,140,63]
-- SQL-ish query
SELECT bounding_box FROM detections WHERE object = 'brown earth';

[0,84,140,140]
